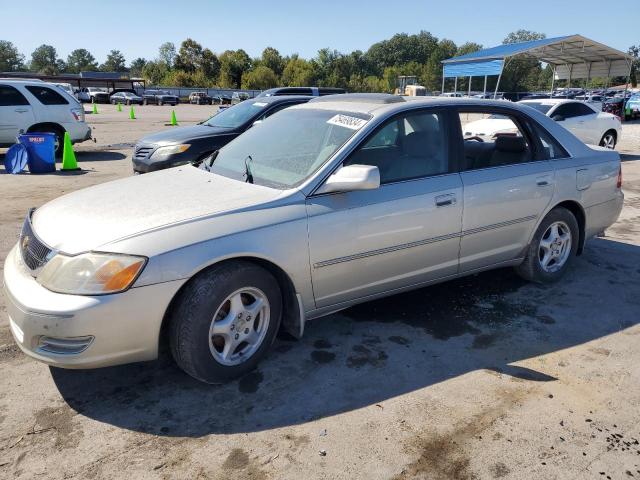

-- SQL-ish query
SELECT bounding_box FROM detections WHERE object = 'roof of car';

[518,98,576,106]
[248,95,313,104]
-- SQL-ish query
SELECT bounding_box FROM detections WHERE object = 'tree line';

[1,30,637,93]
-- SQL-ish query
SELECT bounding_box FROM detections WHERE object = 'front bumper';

[3,245,185,369]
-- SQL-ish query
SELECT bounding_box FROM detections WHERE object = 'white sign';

[326,114,367,130]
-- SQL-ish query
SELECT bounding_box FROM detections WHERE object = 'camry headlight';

[150,144,190,159]
[37,252,147,295]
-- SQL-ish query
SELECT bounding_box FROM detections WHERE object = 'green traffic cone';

[61,132,80,171]
[129,106,136,119]
[117,102,122,112]
[170,110,178,126]
[92,102,98,114]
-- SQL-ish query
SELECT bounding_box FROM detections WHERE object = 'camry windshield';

[522,102,553,114]
[202,108,370,189]
[203,100,269,128]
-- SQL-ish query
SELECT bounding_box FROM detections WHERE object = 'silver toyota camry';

[4,94,624,383]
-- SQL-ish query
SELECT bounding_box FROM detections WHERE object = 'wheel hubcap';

[208,287,270,366]
[601,134,615,149]
[538,221,572,273]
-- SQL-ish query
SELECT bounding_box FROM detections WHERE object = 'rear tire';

[599,130,617,149]
[515,207,579,283]
[169,261,282,384]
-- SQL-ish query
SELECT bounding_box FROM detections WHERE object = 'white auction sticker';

[252,102,268,107]
[326,114,367,130]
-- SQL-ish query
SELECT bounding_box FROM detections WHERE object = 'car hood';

[31,166,283,255]
[138,124,235,145]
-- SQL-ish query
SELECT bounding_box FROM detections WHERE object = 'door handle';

[435,194,456,207]
[536,175,552,187]
[14,108,29,113]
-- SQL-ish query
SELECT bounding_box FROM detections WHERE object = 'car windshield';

[202,108,370,189]
[521,102,553,114]
[203,100,271,128]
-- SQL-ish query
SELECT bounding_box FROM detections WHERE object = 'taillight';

[617,166,622,189]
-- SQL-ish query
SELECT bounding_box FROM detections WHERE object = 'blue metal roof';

[442,35,574,64]
[443,59,504,78]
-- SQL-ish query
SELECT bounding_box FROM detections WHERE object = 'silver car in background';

[4,94,623,383]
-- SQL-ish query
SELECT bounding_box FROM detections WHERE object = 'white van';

[0,79,91,156]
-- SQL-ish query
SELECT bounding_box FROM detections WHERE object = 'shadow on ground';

[50,238,640,437]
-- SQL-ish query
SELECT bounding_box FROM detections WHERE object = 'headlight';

[37,252,147,295]
[150,144,190,160]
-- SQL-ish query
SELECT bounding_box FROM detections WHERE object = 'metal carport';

[441,34,634,99]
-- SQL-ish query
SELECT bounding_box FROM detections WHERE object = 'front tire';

[515,207,579,283]
[169,261,282,384]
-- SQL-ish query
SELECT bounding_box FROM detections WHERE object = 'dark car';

[189,92,213,105]
[110,91,144,105]
[257,86,346,98]
[602,97,632,120]
[132,95,312,173]
[142,90,179,106]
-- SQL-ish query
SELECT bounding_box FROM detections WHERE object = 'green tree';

[281,55,315,86]
[142,60,169,85]
[242,65,278,90]
[101,50,127,72]
[129,58,147,78]
[66,48,98,73]
[500,30,546,92]
[421,39,457,91]
[175,38,204,73]
[260,47,284,76]
[200,48,220,80]
[218,49,252,88]
[30,44,59,73]
[0,40,24,71]
[158,42,176,68]
[366,30,438,75]
[629,45,639,87]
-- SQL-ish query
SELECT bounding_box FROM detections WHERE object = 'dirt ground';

[1,105,640,480]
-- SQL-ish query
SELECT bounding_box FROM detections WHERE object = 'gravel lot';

[0,105,639,480]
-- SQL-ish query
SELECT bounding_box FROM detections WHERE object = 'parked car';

[5,94,623,383]
[132,95,312,173]
[0,79,91,156]
[219,93,232,105]
[52,83,75,98]
[625,93,640,120]
[231,92,250,105]
[189,92,213,105]
[110,91,143,105]
[602,97,627,120]
[464,99,621,149]
[257,86,346,97]
[574,93,605,111]
[142,90,179,106]
[76,87,110,104]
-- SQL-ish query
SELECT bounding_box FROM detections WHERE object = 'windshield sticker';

[326,114,367,130]
[252,102,268,107]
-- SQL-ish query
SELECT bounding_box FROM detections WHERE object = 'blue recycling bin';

[19,132,56,173]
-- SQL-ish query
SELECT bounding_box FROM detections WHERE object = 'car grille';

[133,145,154,160]
[19,210,53,272]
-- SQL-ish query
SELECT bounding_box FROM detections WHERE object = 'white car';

[76,87,110,104]
[0,79,91,156]
[463,99,621,149]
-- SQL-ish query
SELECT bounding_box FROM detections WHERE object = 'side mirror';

[316,164,380,194]
[552,114,565,122]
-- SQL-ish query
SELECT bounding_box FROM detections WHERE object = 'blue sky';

[2,0,638,63]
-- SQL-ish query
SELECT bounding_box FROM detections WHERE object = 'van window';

[0,85,30,106]
[25,86,69,105]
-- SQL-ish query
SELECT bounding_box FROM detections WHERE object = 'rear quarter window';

[25,86,69,105]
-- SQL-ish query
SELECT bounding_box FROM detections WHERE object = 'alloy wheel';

[538,221,572,273]
[208,287,270,366]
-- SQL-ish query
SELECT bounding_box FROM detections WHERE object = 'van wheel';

[515,207,579,283]
[169,261,282,384]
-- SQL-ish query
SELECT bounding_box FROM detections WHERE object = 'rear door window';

[25,86,69,105]
[0,85,30,106]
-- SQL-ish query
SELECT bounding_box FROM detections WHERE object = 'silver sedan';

[4,95,624,383]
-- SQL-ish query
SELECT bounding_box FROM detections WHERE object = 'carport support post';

[494,69,503,100]
[621,61,633,122]
[454,77,458,95]
[483,75,487,95]
[549,65,556,97]
[468,76,472,97]
[441,66,445,94]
